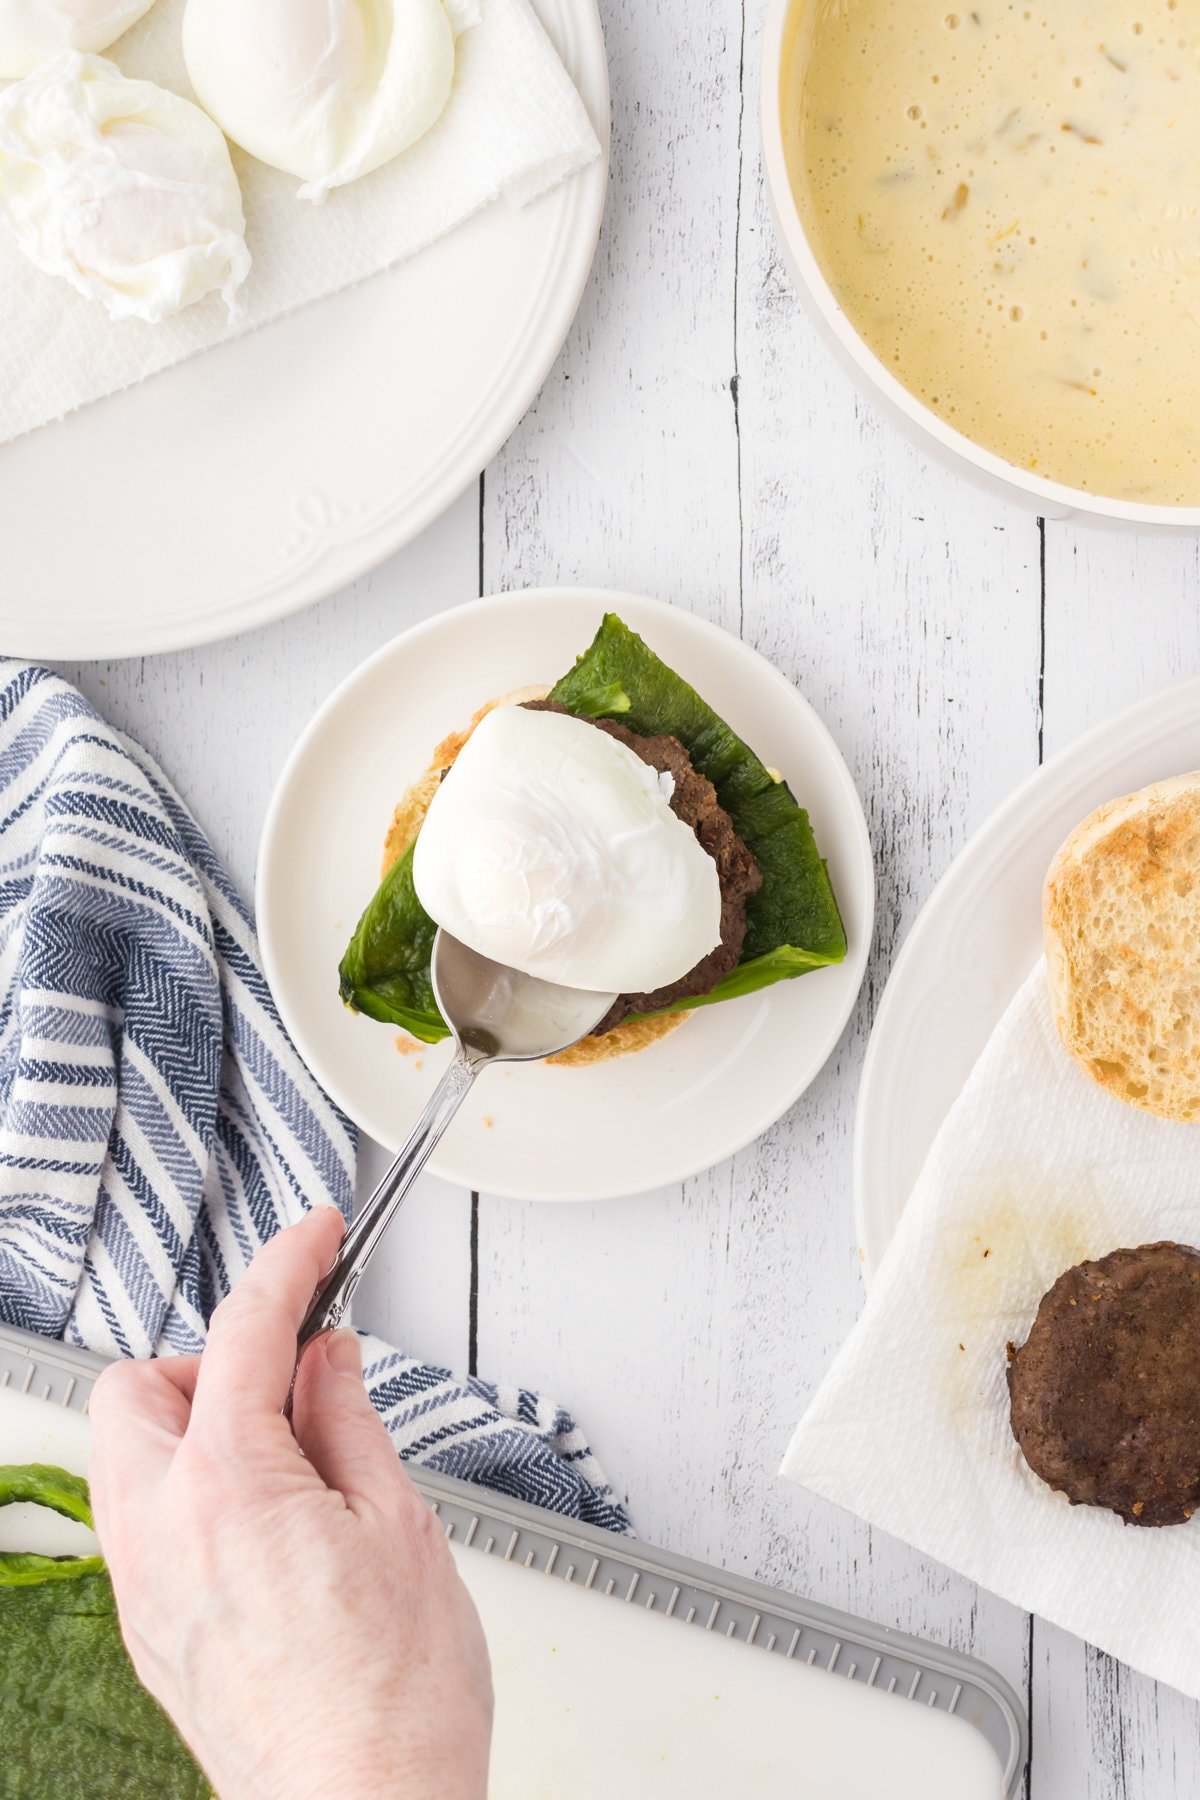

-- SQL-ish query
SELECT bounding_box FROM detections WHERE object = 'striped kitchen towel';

[0,664,628,1532]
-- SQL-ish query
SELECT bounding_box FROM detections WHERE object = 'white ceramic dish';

[0,1,607,660]
[760,0,1200,532]
[258,587,874,1201]
[854,675,1200,1279]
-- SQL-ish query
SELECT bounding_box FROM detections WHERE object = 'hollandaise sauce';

[784,0,1200,503]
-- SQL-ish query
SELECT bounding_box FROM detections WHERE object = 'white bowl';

[760,0,1200,532]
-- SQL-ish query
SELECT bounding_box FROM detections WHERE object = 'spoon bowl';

[431,930,618,1063]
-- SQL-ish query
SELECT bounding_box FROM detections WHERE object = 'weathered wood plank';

[727,9,1040,1702]
[475,0,745,1529]
[1042,523,1200,758]
[479,0,743,630]
[477,0,1038,1748]
[1032,1621,1200,1800]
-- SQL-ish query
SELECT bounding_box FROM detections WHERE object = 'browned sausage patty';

[1007,1243,1200,1527]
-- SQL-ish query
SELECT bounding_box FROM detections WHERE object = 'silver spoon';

[291,928,617,1375]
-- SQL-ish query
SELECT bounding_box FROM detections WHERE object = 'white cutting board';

[0,1387,1005,1798]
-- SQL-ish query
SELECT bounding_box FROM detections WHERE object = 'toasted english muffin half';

[381,688,685,1068]
[1043,772,1200,1121]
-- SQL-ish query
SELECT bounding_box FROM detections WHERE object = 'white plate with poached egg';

[0,0,608,658]
[257,587,874,1201]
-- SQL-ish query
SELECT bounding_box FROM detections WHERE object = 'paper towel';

[782,963,1200,1699]
[0,0,601,447]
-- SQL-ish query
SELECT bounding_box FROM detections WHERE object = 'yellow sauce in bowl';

[783,0,1200,504]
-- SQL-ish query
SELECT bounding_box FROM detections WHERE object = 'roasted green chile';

[0,1464,210,1798]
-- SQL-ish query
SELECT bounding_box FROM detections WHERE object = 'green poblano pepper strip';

[0,1463,94,1526]
[561,680,632,717]
[337,840,449,1045]
[0,1464,102,1585]
[0,1465,213,1798]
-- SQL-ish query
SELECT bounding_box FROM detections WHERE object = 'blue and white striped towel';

[0,664,628,1533]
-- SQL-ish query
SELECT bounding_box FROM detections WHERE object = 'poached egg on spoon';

[413,705,723,996]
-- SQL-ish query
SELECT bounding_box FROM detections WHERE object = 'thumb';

[291,1330,408,1512]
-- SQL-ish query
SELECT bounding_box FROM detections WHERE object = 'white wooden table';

[55,3,1200,1793]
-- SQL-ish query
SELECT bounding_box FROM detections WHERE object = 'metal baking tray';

[0,1323,1027,1794]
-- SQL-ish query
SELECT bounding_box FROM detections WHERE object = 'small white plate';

[258,588,874,1200]
[0,1,607,659]
[855,676,1200,1278]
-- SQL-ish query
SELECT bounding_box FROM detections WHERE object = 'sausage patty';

[1007,1242,1200,1527]
[522,701,762,1033]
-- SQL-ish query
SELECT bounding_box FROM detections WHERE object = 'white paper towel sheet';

[783,964,1200,1700]
[0,0,601,446]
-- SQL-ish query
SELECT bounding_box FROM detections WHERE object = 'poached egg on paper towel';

[0,51,249,322]
[0,0,158,79]
[183,0,476,200]
[413,706,723,995]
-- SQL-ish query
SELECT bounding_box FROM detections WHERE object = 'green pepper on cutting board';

[0,1464,211,1799]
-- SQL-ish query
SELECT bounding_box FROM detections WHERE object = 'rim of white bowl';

[759,0,1200,532]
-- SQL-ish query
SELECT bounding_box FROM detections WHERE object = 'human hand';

[88,1207,492,1800]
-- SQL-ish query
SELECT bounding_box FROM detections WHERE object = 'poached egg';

[182,0,461,201]
[0,0,159,80]
[0,51,250,323]
[413,706,723,996]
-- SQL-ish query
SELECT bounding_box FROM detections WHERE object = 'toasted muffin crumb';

[547,1010,685,1065]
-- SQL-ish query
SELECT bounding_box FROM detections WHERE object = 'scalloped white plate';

[0,1,607,660]
[855,676,1200,1280]
[257,588,874,1200]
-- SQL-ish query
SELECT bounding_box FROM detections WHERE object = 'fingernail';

[326,1329,362,1378]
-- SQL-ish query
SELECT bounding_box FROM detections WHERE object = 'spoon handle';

[289,1042,487,1386]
